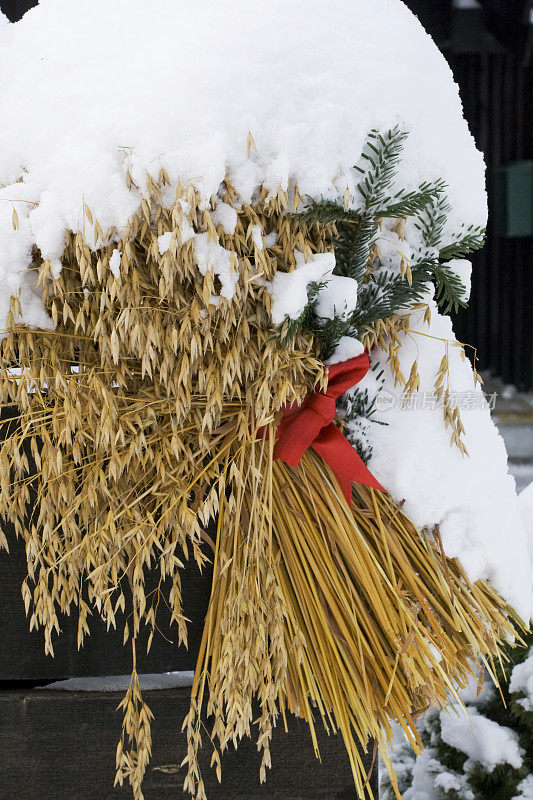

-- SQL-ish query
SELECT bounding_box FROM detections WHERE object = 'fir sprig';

[348,126,410,280]
[415,194,451,252]
[433,262,468,314]
[376,179,447,219]
[439,224,486,261]
[282,127,485,366]
[295,200,362,227]
[355,127,410,211]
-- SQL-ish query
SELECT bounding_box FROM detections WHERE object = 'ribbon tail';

[312,424,386,506]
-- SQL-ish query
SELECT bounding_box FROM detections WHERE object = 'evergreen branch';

[337,127,411,282]
[294,200,362,226]
[342,215,378,281]
[315,316,354,361]
[433,263,468,314]
[351,266,433,331]
[439,224,486,261]
[376,179,447,218]
[415,195,451,251]
[278,127,486,366]
[356,127,409,210]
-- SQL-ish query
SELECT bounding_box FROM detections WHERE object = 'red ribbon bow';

[273,352,385,506]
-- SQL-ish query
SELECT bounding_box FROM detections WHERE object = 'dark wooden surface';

[0,535,212,681]
[0,688,376,800]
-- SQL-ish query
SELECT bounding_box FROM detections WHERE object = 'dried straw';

[0,172,525,800]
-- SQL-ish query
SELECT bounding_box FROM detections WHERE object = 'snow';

[440,704,524,772]
[434,769,474,799]
[377,230,414,276]
[109,248,122,278]
[192,233,237,301]
[403,750,441,800]
[0,0,486,330]
[326,336,365,366]
[157,231,173,256]
[515,776,533,800]
[452,672,493,707]
[179,218,195,245]
[510,647,533,713]
[315,275,358,320]
[353,299,533,620]
[211,202,238,235]
[41,671,195,692]
[267,250,335,324]
[250,224,264,251]
[519,482,533,563]
[263,231,278,248]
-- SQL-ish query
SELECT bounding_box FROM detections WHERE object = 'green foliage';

[351,268,427,331]
[341,363,388,464]
[288,127,485,362]
[433,262,469,315]
[295,200,361,227]
[414,197,484,314]
[380,632,533,800]
[416,194,450,251]
[439,225,486,262]
[356,127,409,210]
[428,633,533,800]
[377,180,447,219]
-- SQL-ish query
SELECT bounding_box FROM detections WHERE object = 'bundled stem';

[186,441,524,800]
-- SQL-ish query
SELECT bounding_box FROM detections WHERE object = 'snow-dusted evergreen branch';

[289,128,485,362]
[439,224,486,261]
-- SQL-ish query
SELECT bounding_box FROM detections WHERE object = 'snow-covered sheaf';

[0,0,486,330]
[354,301,533,620]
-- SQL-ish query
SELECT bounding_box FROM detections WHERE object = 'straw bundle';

[0,172,524,800]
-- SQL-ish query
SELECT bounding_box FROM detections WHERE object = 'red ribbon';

[273,352,386,506]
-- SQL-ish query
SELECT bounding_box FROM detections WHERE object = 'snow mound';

[0,0,485,329]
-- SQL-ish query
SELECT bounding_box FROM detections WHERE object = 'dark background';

[407,0,533,391]
[1,0,532,389]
